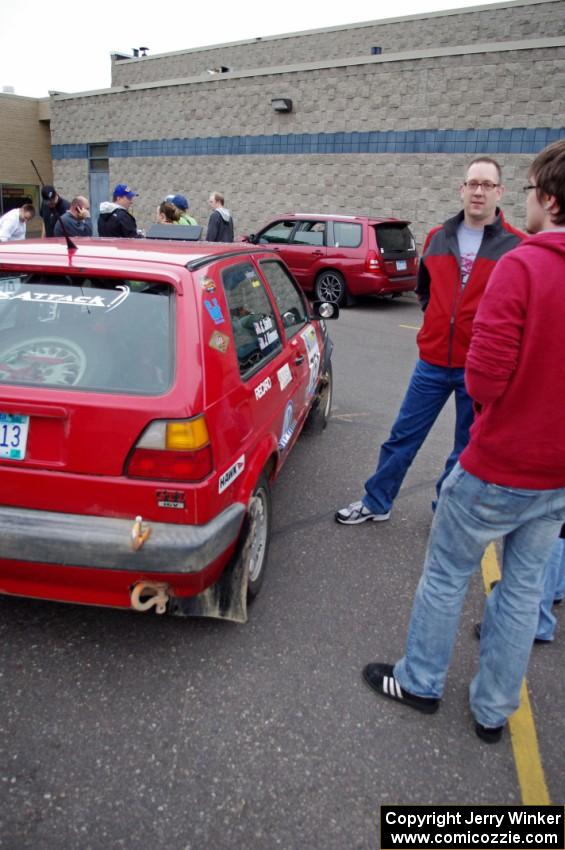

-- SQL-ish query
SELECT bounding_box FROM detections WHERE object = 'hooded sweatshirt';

[97,202,139,238]
[206,206,234,242]
[461,230,565,488]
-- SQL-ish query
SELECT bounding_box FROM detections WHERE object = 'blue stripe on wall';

[52,128,565,160]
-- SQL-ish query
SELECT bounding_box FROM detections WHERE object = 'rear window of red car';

[374,224,416,254]
[0,273,174,395]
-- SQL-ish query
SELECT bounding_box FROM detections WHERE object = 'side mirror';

[310,301,339,320]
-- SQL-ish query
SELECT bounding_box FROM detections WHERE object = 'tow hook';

[130,582,170,614]
[131,515,151,551]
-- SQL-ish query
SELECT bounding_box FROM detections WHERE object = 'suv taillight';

[365,250,381,272]
[126,416,213,481]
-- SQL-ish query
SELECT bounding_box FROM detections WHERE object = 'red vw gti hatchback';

[0,237,336,622]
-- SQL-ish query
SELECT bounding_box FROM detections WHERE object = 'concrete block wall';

[52,47,565,143]
[52,41,564,242]
[53,151,534,249]
[110,0,564,87]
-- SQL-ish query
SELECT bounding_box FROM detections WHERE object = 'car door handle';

[294,354,305,365]
[312,250,324,255]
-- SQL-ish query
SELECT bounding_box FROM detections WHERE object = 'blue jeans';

[393,464,565,728]
[363,360,474,514]
[537,538,565,640]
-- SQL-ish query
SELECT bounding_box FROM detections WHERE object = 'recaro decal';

[254,376,272,400]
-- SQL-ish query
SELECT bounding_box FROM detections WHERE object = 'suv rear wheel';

[315,270,346,306]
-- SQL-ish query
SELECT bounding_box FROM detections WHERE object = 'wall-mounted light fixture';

[271,98,293,113]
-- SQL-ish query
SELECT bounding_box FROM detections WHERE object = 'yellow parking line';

[481,544,551,805]
[398,324,421,330]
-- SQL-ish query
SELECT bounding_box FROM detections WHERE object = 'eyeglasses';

[463,180,500,192]
[522,184,537,193]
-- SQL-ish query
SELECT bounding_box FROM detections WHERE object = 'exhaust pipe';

[130,582,169,614]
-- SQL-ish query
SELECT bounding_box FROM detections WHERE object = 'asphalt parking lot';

[0,294,563,850]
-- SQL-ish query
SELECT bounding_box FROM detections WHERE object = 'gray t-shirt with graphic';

[457,222,484,287]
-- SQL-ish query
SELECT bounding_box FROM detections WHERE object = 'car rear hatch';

[373,221,418,279]
[0,268,200,521]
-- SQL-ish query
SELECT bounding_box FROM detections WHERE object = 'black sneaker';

[474,622,551,644]
[335,500,391,525]
[362,662,440,714]
[475,721,504,744]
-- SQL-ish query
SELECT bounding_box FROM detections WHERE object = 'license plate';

[0,413,29,460]
[396,260,407,271]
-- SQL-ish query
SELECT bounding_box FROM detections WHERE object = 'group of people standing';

[0,183,235,243]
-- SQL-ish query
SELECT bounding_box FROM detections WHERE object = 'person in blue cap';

[98,184,142,238]
[165,194,198,226]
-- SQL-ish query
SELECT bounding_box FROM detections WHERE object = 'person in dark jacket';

[97,184,141,238]
[206,191,234,242]
[336,157,523,525]
[54,196,92,237]
[40,185,70,237]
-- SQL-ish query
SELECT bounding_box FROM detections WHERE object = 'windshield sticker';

[204,297,225,325]
[254,376,272,400]
[254,316,279,351]
[200,277,216,293]
[277,363,292,391]
[37,303,59,323]
[279,400,297,450]
[0,284,130,313]
[244,269,261,287]
[218,455,245,493]
[0,278,22,295]
[209,330,230,353]
[301,325,321,398]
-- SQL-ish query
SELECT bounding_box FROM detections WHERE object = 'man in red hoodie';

[336,157,522,525]
[362,140,565,743]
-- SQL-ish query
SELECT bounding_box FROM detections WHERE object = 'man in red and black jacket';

[336,157,523,525]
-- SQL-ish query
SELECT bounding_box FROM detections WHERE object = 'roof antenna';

[54,209,77,253]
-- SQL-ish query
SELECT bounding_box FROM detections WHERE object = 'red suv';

[244,214,419,306]
[0,238,336,623]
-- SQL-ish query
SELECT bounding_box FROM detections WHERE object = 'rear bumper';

[0,503,246,574]
[349,272,417,296]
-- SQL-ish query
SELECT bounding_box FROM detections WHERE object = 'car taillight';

[365,250,381,272]
[126,416,213,481]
